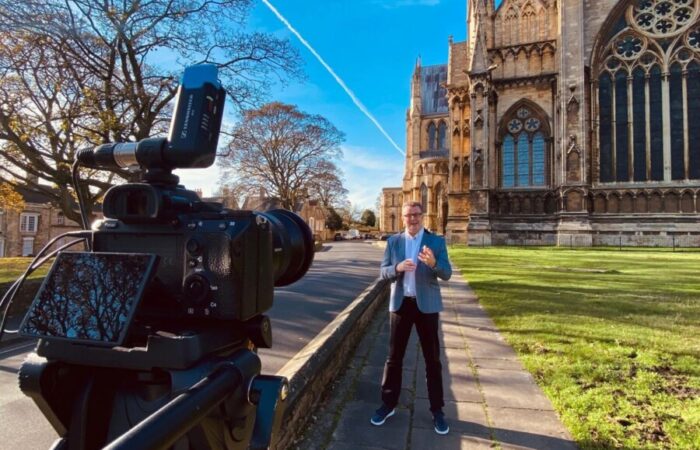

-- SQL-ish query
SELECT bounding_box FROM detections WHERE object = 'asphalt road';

[0,239,385,449]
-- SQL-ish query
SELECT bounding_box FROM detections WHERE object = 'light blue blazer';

[380,229,452,313]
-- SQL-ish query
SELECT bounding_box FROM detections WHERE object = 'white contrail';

[261,0,405,156]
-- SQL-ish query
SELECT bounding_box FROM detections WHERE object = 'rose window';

[689,26,700,49]
[615,35,645,58]
[525,118,541,132]
[606,57,622,70]
[508,119,523,133]
[516,108,530,119]
[630,0,699,37]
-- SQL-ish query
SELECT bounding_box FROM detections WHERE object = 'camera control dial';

[184,274,210,304]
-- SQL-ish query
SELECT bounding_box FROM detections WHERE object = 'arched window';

[427,123,436,150]
[437,121,447,149]
[498,104,549,188]
[420,184,428,213]
[594,1,700,183]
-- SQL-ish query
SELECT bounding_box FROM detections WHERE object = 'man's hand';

[418,245,436,269]
[397,259,417,273]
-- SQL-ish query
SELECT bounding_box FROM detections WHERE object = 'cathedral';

[380,0,700,246]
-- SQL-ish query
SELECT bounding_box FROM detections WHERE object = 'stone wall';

[584,0,621,63]
[274,278,390,449]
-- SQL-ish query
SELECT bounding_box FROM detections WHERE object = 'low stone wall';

[273,277,390,449]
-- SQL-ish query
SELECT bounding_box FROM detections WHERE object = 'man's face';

[402,205,423,236]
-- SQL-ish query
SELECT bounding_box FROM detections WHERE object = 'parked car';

[333,233,344,241]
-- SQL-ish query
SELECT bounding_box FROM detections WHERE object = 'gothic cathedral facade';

[385,0,700,246]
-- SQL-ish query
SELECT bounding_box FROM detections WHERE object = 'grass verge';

[1,257,49,315]
[449,246,700,450]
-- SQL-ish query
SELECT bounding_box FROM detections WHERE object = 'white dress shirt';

[402,227,424,297]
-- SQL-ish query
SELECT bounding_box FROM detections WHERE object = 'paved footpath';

[296,269,578,450]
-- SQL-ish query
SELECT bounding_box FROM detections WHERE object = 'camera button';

[186,238,202,255]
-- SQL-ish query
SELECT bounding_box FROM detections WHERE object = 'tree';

[219,102,345,211]
[361,209,376,228]
[0,182,24,212]
[0,0,301,223]
[325,207,343,231]
[307,161,349,208]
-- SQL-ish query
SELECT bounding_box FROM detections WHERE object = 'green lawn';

[449,247,700,450]
[1,258,49,313]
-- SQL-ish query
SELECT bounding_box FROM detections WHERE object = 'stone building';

[0,187,85,257]
[385,0,700,246]
[379,187,403,233]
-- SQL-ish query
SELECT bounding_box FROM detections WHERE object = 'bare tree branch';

[219,102,345,211]
[0,0,301,221]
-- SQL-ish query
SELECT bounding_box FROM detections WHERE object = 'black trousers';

[381,297,444,413]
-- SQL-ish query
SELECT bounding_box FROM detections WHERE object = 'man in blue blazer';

[370,201,452,435]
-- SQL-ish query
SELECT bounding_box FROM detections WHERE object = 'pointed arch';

[437,120,448,149]
[498,99,551,188]
[427,122,437,151]
[592,0,700,184]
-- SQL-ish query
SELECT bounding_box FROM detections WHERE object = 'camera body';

[92,208,274,322]
[92,181,312,326]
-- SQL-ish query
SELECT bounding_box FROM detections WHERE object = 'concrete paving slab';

[410,427,496,450]
[355,365,414,408]
[491,407,577,450]
[416,348,482,403]
[478,368,555,410]
[332,401,410,450]
[473,357,526,371]
[413,399,491,438]
[366,331,419,371]
[441,334,466,349]
[465,332,520,360]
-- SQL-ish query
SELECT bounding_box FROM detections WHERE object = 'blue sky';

[178,0,472,210]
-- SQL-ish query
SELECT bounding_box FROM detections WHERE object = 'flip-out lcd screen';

[20,252,157,346]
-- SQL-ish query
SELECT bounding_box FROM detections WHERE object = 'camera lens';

[260,209,314,287]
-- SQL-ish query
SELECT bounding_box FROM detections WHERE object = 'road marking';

[0,341,36,357]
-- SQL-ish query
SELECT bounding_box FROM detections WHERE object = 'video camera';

[16,65,314,449]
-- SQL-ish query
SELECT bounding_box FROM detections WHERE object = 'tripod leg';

[66,373,116,450]
[67,376,94,450]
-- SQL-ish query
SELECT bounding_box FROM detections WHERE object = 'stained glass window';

[517,133,530,186]
[615,70,629,181]
[670,63,685,180]
[500,106,548,188]
[689,62,700,179]
[632,68,647,181]
[437,121,447,149]
[599,72,613,182]
[649,65,664,181]
[502,136,515,188]
[596,0,700,183]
